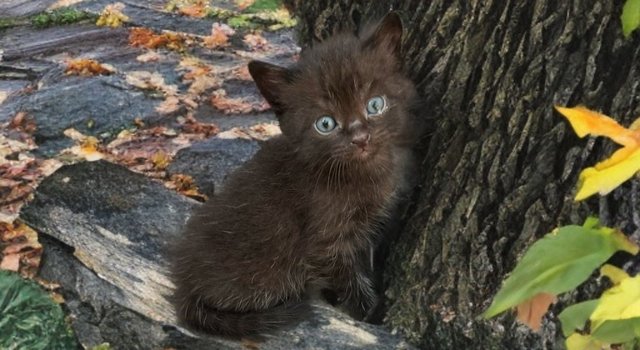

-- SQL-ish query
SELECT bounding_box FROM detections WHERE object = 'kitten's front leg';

[331,257,377,320]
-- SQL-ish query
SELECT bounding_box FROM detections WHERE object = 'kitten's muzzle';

[351,131,371,150]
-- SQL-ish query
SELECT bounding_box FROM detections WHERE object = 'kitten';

[169,12,418,338]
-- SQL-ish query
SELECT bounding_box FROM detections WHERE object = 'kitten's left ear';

[248,61,291,115]
[363,11,404,57]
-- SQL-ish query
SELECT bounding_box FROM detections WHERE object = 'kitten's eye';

[366,96,386,117]
[314,116,337,134]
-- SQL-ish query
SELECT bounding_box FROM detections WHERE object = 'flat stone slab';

[20,160,413,350]
[167,137,260,195]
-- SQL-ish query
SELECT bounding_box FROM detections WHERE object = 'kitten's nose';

[351,131,370,149]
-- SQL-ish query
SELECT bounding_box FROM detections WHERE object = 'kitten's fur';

[169,12,417,338]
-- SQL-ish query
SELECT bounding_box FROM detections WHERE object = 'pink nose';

[351,132,370,149]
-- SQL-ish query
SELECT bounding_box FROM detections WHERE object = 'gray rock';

[21,160,413,350]
[167,137,260,196]
[0,75,160,154]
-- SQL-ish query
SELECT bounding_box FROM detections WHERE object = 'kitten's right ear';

[248,61,291,115]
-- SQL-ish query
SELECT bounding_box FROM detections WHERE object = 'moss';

[31,8,96,28]
[245,0,282,13]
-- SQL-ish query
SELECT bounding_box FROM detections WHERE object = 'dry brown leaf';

[243,33,269,51]
[156,96,182,114]
[235,0,255,10]
[96,2,129,27]
[179,114,219,137]
[136,51,163,62]
[165,174,207,201]
[179,3,206,17]
[210,89,269,114]
[203,23,234,49]
[9,112,37,133]
[125,71,178,96]
[231,65,252,81]
[151,150,170,169]
[217,123,281,141]
[516,293,557,332]
[129,27,185,50]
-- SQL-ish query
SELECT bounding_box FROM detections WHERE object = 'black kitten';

[169,12,417,338]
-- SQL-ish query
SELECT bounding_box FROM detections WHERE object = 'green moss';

[0,17,31,30]
[90,344,112,350]
[227,14,255,29]
[31,8,95,28]
[245,0,282,13]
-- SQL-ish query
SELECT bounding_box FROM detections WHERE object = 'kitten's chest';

[309,175,396,241]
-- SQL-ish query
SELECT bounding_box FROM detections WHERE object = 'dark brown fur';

[169,12,417,338]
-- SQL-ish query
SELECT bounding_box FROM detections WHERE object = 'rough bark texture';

[285,1,640,349]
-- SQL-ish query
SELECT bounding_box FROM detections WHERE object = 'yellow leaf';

[566,333,607,350]
[575,148,640,200]
[590,275,640,323]
[600,264,630,285]
[96,2,129,28]
[555,105,640,201]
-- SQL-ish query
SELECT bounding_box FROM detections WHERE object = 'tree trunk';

[285,1,640,349]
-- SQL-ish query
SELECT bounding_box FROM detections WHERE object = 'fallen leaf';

[9,112,36,134]
[129,27,185,50]
[136,51,163,62]
[217,123,280,141]
[243,33,269,51]
[555,105,640,201]
[62,128,104,161]
[203,23,235,48]
[0,254,20,271]
[125,71,178,96]
[151,150,170,169]
[210,88,269,114]
[156,96,182,114]
[179,3,206,17]
[96,2,129,28]
[235,0,255,11]
[65,59,115,76]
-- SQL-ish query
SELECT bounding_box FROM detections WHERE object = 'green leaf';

[483,219,638,318]
[591,318,640,344]
[622,0,640,37]
[558,300,599,336]
[0,270,76,349]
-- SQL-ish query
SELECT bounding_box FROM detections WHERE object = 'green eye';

[366,96,386,117]
[314,116,337,134]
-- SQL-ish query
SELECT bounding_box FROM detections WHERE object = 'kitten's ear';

[248,61,290,115]
[363,12,403,57]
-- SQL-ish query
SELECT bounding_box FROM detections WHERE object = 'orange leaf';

[65,59,114,76]
[179,4,206,17]
[555,106,639,147]
[516,293,557,331]
[129,28,185,50]
[203,23,234,49]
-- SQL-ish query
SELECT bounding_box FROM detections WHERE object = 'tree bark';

[285,1,640,349]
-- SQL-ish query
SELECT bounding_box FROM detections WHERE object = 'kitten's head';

[249,12,416,168]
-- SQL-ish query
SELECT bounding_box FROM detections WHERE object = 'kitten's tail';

[177,295,310,338]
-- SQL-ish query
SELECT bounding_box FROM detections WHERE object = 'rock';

[167,137,260,195]
[0,75,161,154]
[21,160,413,350]
[0,0,58,19]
